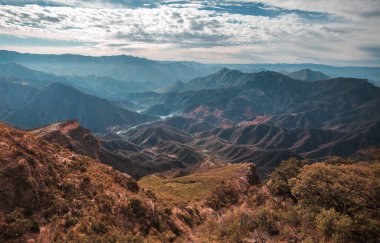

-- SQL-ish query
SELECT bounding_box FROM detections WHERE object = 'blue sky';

[0,0,379,66]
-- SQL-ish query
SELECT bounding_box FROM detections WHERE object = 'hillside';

[4,83,157,133]
[125,125,193,146]
[32,121,205,178]
[0,122,179,242]
[1,121,378,242]
[0,77,39,117]
[140,163,260,207]
[188,156,380,242]
[0,122,265,242]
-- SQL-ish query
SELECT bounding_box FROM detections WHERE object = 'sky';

[0,0,379,66]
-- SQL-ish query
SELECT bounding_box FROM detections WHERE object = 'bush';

[291,163,380,214]
[217,208,254,242]
[322,156,354,165]
[316,208,353,242]
[2,219,34,239]
[268,158,308,198]
[252,207,279,236]
[207,184,240,210]
[64,217,79,229]
[126,199,146,218]
[92,221,108,235]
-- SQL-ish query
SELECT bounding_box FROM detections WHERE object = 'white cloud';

[0,4,307,45]
[0,1,379,65]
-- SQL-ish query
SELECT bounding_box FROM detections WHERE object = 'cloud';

[0,0,379,65]
[0,4,307,45]
[361,45,380,59]
[236,0,380,19]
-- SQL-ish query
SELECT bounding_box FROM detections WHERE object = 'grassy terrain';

[139,164,249,207]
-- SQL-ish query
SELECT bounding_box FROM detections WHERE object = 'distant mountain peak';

[216,68,242,75]
[218,67,231,73]
[287,69,330,81]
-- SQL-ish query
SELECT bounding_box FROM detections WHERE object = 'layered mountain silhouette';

[0,50,215,88]
[32,121,206,178]
[2,50,380,83]
[132,69,380,130]
[1,54,380,242]
[0,63,147,100]
[3,82,157,133]
[1,65,380,178]
[31,116,378,178]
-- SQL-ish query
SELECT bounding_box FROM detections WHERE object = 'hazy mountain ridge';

[130,70,380,130]
[3,82,157,133]
[1,51,379,87]
[0,50,215,87]
[0,77,40,117]
[0,63,148,100]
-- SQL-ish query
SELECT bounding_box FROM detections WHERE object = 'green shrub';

[268,158,308,198]
[316,208,353,242]
[291,163,379,215]
[252,207,279,236]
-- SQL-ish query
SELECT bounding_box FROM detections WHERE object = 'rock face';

[32,120,101,159]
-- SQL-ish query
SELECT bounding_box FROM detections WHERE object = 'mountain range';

[1,119,377,242]
[0,50,379,242]
[0,63,148,100]
[1,50,379,87]
[129,69,380,130]
[1,63,379,176]
[0,79,156,133]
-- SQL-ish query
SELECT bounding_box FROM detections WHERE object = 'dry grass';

[139,164,250,207]
[0,122,178,242]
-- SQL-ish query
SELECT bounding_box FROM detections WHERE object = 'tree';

[291,162,380,215]
[268,158,309,198]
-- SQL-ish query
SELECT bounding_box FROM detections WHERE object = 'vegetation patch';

[139,164,251,207]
